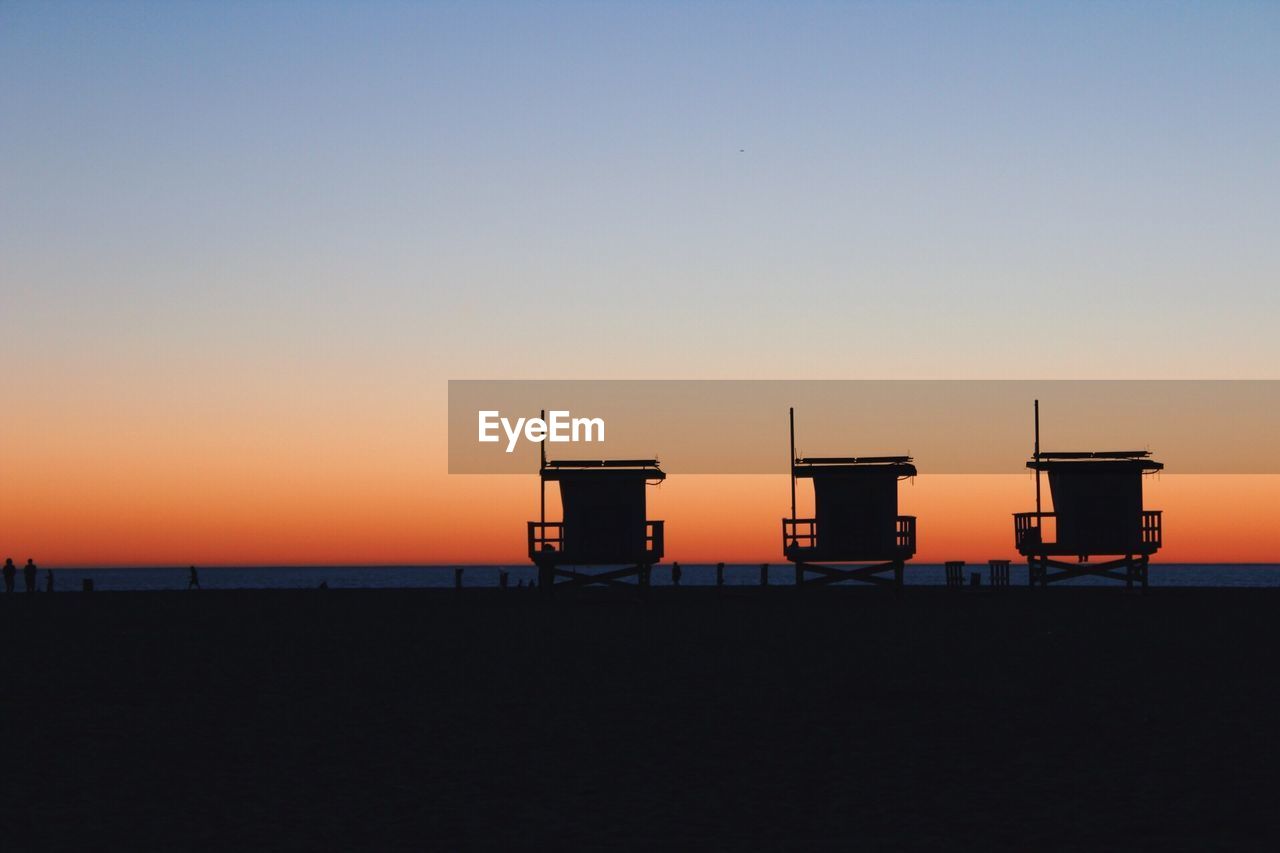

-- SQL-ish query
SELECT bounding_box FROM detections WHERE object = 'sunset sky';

[3,2,1279,566]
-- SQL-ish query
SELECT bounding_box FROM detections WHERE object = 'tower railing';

[527,520,665,561]
[1013,511,1162,551]
[782,516,917,554]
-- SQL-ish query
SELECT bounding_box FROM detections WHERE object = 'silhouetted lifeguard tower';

[1014,400,1163,588]
[528,428,665,592]
[782,408,917,587]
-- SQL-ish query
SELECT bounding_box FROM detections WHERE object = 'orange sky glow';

[3,469,1275,567]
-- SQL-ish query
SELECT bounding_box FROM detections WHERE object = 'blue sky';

[3,1,1279,384]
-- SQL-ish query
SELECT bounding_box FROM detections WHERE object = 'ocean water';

[22,563,1280,591]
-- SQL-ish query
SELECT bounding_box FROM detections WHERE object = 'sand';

[2,586,1278,850]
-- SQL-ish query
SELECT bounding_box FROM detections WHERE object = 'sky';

[2,1,1279,565]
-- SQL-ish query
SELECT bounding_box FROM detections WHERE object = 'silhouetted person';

[188,566,200,590]
[499,571,509,590]
[671,561,682,587]
[45,569,54,593]
[24,559,37,593]
[3,558,15,593]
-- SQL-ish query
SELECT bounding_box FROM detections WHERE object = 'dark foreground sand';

[3,586,1279,850]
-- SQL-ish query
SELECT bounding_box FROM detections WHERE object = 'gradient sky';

[2,2,1279,565]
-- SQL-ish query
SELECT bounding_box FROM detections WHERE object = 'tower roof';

[793,456,916,478]
[540,459,666,481]
[1027,450,1162,473]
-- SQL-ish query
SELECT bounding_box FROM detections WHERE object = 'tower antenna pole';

[789,407,797,520]
[1034,399,1042,518]
[540,408,547,527]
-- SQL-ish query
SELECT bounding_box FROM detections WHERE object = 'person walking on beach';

[45,569,54,593]
[24,558,38,594]
[188,566,200,590]
[672,561,683,587]
[3,558,15,593]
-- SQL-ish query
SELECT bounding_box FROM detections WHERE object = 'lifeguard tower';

[782,408,917,587]
[528,431,665,592]
[1014,401,1164,588]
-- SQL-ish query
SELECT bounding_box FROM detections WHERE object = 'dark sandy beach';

[3,587,1279,850]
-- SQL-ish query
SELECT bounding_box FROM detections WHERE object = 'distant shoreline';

[17,562,1280,591]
